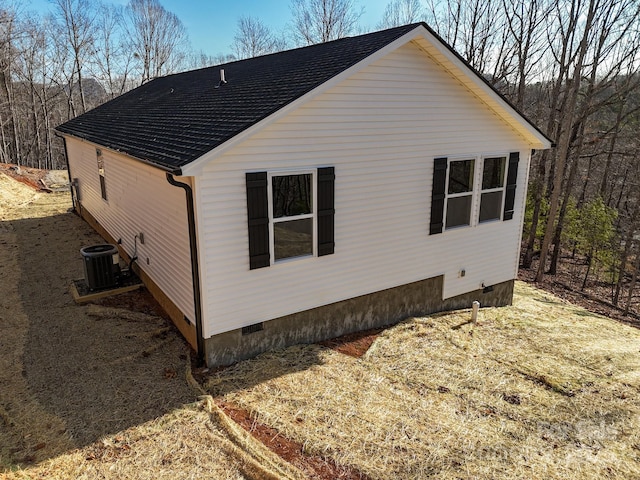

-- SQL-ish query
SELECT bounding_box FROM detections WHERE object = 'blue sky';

[28,0,392,56]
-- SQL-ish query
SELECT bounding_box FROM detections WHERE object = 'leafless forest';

[1,0,639,312]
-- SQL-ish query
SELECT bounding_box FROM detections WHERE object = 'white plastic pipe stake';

[471,301,480,323]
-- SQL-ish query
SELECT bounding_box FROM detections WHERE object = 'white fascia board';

[180,26,426,177]
[413,30,553,150]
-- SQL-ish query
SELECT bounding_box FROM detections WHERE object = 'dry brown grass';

[4,171,640,478]
[205,282,640,479]
[2,397,305,480]
[0,172,304,479]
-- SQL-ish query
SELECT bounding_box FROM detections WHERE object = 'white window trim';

[478,155,508,224]
[267,169,317,265]
[443,157,476,231]
[442,153,510,231]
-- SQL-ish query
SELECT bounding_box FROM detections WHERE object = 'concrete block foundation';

[204,276,514,367]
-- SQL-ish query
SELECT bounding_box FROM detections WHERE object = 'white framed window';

[430,152,519,235]
[479,156,507,223]
[444,158,475,229]
[268,170,317,263]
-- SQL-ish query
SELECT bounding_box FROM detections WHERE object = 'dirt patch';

[0,163,52,192]
[217,400,370,479]
[319,328,385,358]
[93,288,173,322]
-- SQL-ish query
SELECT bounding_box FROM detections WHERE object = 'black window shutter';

[317,167,335,256]
[430,157,448,234]
[503,152,520,221]
[246,172,270,269]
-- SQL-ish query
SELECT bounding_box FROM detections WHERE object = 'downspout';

[166,172,205,365]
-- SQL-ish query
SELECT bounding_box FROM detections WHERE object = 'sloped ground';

[206,283,640,479]
[0,173,303,479]
[3,169,640,479]
[0,173,195,464]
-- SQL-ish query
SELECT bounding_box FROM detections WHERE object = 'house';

[56,23,553,366]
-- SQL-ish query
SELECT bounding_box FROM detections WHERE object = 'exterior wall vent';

[242,322,264,335]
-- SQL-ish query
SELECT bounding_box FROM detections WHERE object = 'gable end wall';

[195,40,532,338]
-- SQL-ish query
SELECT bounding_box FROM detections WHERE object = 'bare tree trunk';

[582,252,593,291]
[624,249,640,316]
[536,0,598,282]
[599,102,624,199]
[549,153,581,274]
[614,200,640,305]
[522,175,543,268]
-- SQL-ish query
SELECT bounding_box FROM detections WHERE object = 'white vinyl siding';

[66,137,195,321]
[194,40,531,337]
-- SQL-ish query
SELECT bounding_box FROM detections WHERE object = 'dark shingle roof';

[56,24,421,172]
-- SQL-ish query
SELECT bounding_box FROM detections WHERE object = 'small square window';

[274,218,313,260]
[482,157,505,190]
[272,174,312,217]
[448,159,474,194]
[446,195,473,228]
[479,191,502,222]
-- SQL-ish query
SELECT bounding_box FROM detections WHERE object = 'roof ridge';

[169,23,423,78]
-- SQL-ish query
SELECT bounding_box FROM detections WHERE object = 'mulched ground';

[0,172,198,467]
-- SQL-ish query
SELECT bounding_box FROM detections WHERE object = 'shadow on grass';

[2,206,323,469]
[1,210,199,467]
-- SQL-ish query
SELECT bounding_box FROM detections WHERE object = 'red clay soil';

[0,163,50,191]
[319,327,386,358]
[96,289,373,478]
[216,400,371,480]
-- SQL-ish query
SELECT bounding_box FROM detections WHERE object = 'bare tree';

[0,5,23,165]
[124,0,189,84]
[535,0,640,282]
[291,0,364,45]
[53,0,96,115]
[425,0,506,76]
[501,0,551,108]
[232,16,285,59]
[91,3,132,98]
[378,0,423,28]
